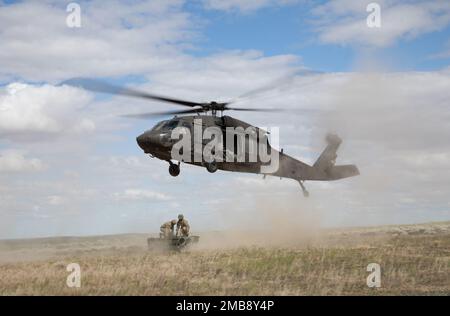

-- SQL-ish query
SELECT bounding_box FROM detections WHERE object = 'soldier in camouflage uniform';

[176,214,190,237]
[160,219,177,239]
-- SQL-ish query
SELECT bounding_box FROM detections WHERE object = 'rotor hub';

[202,102,228,116]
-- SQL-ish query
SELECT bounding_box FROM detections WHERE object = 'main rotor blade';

[227,107,327,116]
[121,108,204,119]
[62,78,203,108]
[226,107,283,112]
[227,69,323,105]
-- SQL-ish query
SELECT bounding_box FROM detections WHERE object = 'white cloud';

[0,83,94,139]
[142,50,302,102]
[0,0,194,81]
[402,153,450,168]
[0,150,45,172]
[202,0,299,13]
[47,195,65,206]
[113,189,171,201]
[312,0,450,47]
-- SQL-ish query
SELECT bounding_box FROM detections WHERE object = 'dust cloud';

[197,188,324,249]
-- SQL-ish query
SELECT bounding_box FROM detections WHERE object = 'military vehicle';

[147,235,200,252]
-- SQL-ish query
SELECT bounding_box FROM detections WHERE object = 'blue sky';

[190,4,359,71]
[0,0,450,239]
[187,1,450,72]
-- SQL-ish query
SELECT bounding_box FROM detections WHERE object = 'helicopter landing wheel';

[168,163,180,177]
[205,160,218,173]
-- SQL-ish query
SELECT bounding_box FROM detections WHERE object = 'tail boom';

[269,134,359,182]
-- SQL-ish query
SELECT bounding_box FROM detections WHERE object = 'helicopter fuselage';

[136,115,270,174]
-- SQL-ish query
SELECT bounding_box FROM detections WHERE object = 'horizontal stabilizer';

[326,164,360,180]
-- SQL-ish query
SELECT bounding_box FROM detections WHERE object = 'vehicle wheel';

[206,160,218,173]
[169,164,180,177]
[177,237,187,247]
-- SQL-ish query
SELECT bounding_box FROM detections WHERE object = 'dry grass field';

[0,222,449,295]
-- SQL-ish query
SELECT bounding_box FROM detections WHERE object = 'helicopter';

[63,78,359,197]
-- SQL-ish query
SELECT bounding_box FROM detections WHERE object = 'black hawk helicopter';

[64,79,359,197]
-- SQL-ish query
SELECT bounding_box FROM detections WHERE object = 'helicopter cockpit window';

[151,121,166,132]
[163,120,180,130]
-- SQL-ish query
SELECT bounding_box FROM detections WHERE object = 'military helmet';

[178,214,184,220]
[171,219,177,225]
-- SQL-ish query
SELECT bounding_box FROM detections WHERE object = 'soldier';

[176,214,190,237]
[160,219,177,239]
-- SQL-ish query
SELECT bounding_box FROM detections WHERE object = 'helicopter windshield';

[151,119,180,132]
[162,120,180,130]
[151,121,167,132]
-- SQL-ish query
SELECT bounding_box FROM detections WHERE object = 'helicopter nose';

[137,131,172,152]
[136,133,150,151]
